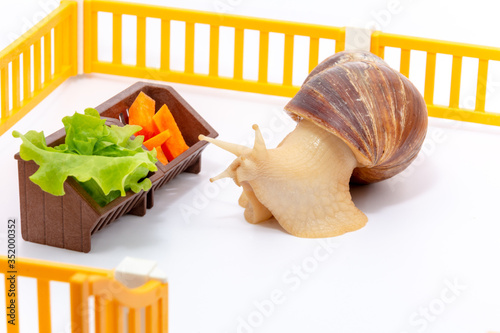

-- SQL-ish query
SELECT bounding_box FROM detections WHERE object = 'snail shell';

[284,51,428,184]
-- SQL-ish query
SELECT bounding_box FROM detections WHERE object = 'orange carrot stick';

[128,91,156,140]
[143,129,171,151]
[153,104,189,161]
[155,146,169,165]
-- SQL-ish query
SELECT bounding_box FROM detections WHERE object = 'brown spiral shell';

[284,51,428,184]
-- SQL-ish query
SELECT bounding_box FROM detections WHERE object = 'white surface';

[0,1,500,333]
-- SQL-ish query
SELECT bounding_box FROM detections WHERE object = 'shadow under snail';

[200,50,428,238]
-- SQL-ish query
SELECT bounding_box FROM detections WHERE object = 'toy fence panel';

[371,31,500,126]
[0,1,77,136]
[1,256,168,333]
[83,0,345,97]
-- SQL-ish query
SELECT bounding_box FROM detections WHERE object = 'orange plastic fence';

[1,0,500,136]
[0,0,77,136]
[1,256,168,333]
[371,31,500,126]
[83,0,345,97]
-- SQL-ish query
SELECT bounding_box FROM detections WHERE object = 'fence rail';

[1,256,168,333]
[0,0,77,136]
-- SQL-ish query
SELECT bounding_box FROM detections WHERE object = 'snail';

[200,51,428,238]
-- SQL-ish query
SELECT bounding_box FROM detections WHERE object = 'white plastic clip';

[114,257,168,288]
[345,27,372,52]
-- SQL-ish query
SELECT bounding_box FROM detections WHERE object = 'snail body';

[201,51,428,238]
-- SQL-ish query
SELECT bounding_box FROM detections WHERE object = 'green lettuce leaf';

[13,109,158,206]
[77,178,122,207]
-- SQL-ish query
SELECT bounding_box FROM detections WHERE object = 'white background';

[1,0,500,332]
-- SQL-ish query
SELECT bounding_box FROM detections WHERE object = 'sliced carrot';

[143,129,171,151]
[155,146,169,165]
[128,91,156,140]
[153,104,189,161]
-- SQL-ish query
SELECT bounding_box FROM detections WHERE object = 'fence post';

[83,0,94,73]
[70,273,90,333]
